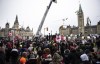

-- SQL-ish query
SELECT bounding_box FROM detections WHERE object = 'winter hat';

[12,48,18,52]
[53,52,62,62]
[45,54,52,61]
[30,54,36,59]
[20,57,26,64]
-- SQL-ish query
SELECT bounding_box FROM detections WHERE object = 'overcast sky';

[0,0,100,35]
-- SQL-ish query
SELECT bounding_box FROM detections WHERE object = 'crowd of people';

[0,34,100,64]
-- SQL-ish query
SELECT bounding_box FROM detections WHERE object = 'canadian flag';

[56,35,66,42]
[61,35,64,40]
[61,35,66,41]
[8,32,12,36]
[56,35,61,42]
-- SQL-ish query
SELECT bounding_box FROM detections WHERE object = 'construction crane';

[36,0,57,36]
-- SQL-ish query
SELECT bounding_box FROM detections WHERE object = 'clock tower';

[77,4,84,35]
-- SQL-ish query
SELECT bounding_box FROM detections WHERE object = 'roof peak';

[14,15,19,24]
[79,4,83,13]
[6,22,9,25]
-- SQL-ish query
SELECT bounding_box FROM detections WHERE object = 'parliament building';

[0,15,33,40]
[59,4,100,36]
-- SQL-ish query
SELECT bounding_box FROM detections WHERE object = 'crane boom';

[36,0,57,36]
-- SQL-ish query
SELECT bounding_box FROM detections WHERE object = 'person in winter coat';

[49,52,63,64]
[10,48,19,64]
[0,42,5,64]
[80,50,90,64]
[20,52,27,64]
[26,51,39,64]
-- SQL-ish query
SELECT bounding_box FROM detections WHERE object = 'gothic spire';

[79,4,83,13]
[14,15,19,24]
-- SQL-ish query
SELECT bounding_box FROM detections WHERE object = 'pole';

[44,28,45,36]
[12,29,15,48]
[36,0,53,35]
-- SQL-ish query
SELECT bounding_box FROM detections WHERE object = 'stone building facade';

[59,4,100,36]
[0,15,33,40]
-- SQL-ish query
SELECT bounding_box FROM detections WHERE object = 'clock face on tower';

[79,15,82,18]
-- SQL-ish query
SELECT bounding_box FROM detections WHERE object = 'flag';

[66,18,68,20]
[56,35,61,42]
[62,19,65,21]
[61,35,64,40]
[8,32,12,36]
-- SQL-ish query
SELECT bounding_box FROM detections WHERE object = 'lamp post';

[44,27,48,36]
[11,29,15,48]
